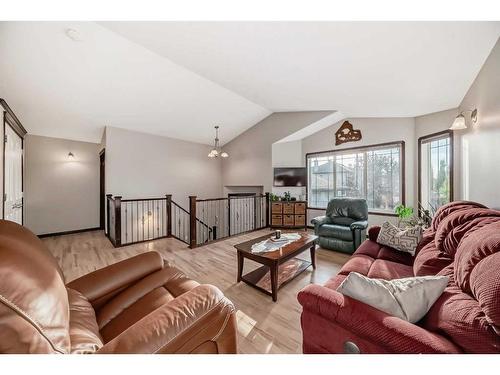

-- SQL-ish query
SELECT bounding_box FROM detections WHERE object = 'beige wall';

[105,126,223,209]
[413,38,500,209]
[302,117,416,226]
[25,135,100,235]
[271,140,306,199]
[458,38,500,208]
[221,111,334,193]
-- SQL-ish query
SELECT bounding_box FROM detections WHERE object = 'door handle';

[12,203,23,209]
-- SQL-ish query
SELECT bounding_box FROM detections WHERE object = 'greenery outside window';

[418,131,453,212]
[307,142,405,213]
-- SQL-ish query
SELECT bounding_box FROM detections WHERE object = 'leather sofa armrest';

[311,215,332,233]
[66,252,164,310]
[368,225,381,241]
[298,284,462,354]
[97,284,237,354]
[350,220,368,230]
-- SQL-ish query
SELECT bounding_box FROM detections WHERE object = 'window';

[418,131,453,212]
[307,142,404,213]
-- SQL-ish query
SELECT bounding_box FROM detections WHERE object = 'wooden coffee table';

[234,232,318,302]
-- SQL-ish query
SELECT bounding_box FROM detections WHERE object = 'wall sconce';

[68,152,75,160]
[450,109,478,130]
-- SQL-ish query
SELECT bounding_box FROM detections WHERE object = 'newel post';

[166,194,172,237]
[265,192,270,228]
[114,196,122,247]
[189,196,197,248]
[106,194,113,236]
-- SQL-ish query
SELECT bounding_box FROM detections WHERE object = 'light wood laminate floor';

[43,229,350,354]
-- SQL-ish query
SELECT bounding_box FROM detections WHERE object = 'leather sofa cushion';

[318,237,354,254]
[97,266,200,343]
[318,224,353,241]
[67,288,103,354]
[0,220,70,354]
[330,217,356,226]
[326,198,368,221]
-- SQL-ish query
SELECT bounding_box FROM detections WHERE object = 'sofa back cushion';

[326,198,368,221]
[421,215,500,352]
[413,202,491,277]
[431,200,486,231]
[434,208,500,257]
[0,220,70,353]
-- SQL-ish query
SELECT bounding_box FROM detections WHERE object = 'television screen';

[273,167,307,187]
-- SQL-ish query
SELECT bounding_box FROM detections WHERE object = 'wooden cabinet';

[269,201,307,229]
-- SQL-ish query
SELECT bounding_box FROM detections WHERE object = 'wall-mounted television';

[273,167,307,187]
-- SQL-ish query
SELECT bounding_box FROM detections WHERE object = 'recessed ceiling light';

[65,28,83,42]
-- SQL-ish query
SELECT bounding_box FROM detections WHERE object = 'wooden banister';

[189,196,197,248]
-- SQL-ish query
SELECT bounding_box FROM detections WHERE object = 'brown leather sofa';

[0,220,238,354]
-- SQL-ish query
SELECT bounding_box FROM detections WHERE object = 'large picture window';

[418,131,453,212]
[307,142,404,213]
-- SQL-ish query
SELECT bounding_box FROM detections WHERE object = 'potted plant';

[394,204,414,227]
[269,193,280,202]
[394,202,436,229]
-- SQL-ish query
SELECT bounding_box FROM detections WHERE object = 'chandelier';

[208,125,229,158]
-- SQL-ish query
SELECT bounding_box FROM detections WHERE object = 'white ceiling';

[101,21,500,117]
[0,22,270,144]
[1,22,499,144]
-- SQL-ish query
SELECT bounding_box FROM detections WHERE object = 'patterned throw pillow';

[376,221,423,256]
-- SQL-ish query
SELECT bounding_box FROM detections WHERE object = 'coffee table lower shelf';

[240,257,312,300]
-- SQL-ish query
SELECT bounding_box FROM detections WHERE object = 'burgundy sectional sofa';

[298,201,500,353]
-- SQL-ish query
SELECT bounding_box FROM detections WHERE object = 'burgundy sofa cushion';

[331,233,414,286]
[413,240,453,276]
[435,208,500,257]
[366,259,413,280]
[431,201,487,231]
[422,264,500,353]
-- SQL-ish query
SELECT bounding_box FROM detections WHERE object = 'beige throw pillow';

[337,272,449,323]
[376,221,423,256]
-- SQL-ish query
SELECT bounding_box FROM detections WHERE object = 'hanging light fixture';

[208,125,229,158]
[450,109,477,130]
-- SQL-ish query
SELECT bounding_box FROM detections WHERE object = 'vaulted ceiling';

[1,22,499,144]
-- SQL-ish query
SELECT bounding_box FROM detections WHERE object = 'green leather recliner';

[311,198,368,254]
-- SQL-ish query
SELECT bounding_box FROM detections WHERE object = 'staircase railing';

[106,194,169,247]
[171,200,213,245]
[189,193,270,248]
[106,192,270,248]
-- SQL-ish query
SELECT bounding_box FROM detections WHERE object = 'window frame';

[305,140,406,216]
[418,130,454,213]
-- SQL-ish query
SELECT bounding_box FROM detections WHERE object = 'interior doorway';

[3,117,24,224]
[99,149,105,229]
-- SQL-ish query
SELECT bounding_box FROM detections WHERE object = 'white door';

[4,124,23,224]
